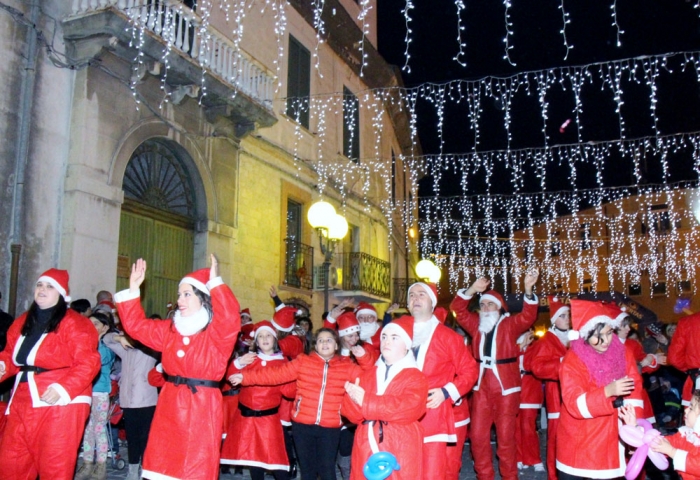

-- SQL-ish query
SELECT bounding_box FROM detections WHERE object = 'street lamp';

[308,200,348,312]
[415,258,441,283]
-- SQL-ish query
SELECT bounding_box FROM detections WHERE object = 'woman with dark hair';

[0,268,101,479]
[115,255,240,480]
[76,311,117,480]
[221,320,295,479]
[231,327,363,480]
[556,299,644,480]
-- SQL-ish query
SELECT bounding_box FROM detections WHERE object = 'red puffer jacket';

[241,352,361,428]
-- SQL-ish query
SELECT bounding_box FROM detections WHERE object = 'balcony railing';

[340,252,391,299]
[69,0,274,108]
[392,277,417,308]
[284,238,314,290]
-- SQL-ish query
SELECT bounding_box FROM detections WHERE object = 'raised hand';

[269,285,278,298]
[350,345,366,358]
[209,254,219,281]
[237,352,257,367]
[130,259,147,292]
[524,268,539,294]
[467,277,490,296]
[386,303,399,315]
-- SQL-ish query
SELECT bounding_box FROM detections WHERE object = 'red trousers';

[515,408,542,466]
[446,423,469,480]
[546,417,559,480]
[470,370,521,480]
[423,440,447,480]
[0,384,90,480]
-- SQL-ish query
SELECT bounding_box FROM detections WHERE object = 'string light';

[401,0,415,73]
[502,0,516,65]
[558,0,573,60]
[610,0,624,47]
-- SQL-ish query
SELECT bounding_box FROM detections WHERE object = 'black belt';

[477,357,517,366]
[362,420,388,444]
[165,374,219,394]
[222,389,240,397]
[18,365,52,383]
[238,402,279,417]
[521,370,532,376]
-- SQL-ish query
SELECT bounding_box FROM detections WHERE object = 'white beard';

[359,321,380,341]
[173,307,210,336]
[413,321,431,347]
[478,311,500,333]
[551,326,570,347]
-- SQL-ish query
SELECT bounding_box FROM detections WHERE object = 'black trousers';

[249,466,288,480]
[557,469,606,480]
[122,406,155,465]
[291,421,341,480]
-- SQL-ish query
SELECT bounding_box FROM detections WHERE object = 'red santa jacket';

[241,351,361,428]
[556,341,644,478]
[621,338,656,422]
[451,291,539,395]
[665,427,700,480]
[0,309,100,412]
[529,330,567,419]
[278,334,304,425]
[406,317,478,443]
[115,277,240,480]
[520,346,543,408]
[342,353,428,480]
[669,313,700,404]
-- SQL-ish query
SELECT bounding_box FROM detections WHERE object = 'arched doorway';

[116,138,203,318]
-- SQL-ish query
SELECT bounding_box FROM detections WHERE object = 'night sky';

[376,0,700,198]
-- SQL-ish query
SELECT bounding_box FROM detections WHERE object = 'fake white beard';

[172,307,210,336]
[551,326,570,347]
[478,311,500,333]
[359,321,380,341]
[413,321,431,347]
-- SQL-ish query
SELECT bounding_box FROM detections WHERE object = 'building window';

[628,284,642,296]
[651,281,667,297]
[286,36,310,129]
[677,280,692,296]
[582,278,593,293]
[343,86,360,162]
[284,199,313,290]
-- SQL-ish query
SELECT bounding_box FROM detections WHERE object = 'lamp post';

[307,200,348,312]
[415,258,441,283]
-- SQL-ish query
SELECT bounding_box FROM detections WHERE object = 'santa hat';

[434,306,448,324]
[240,323,255,338]
[252,320,277,340]
[337,311,360,337]
[354,302,378,319]
[37,268,71,302]
[240,308,252,325]
[569,299,627,341]
[479,290,507,312]
[408,282,438,308]
[273,305,301,332]
[548,295,570,324]
[382,315,414,350]
[180,268,210,295]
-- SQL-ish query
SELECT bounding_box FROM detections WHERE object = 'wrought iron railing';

[392,277,417,307]
[340,252,391,299]
[284,238,314,290]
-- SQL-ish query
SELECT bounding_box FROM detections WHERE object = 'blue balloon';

[363,451,401,480]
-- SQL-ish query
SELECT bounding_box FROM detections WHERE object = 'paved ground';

[91,429,550,480]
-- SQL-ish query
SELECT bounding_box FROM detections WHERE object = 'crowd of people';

[0,260,700,480]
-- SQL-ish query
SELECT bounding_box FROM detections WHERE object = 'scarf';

[172,307,210,336]
[550,326,570,347]
[570,334,626,387]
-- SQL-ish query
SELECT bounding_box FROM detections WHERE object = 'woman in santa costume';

[667,311,700,408]
[115,255,240,480]
[221,321,295,480]
[556,299,644,480]
[0,268,101,480]
[515,329,545,472]
[230,328,362,480]
[529,296,571,480]
[342,315,429,480]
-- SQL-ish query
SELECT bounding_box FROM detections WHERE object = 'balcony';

[333,252,391,302]
[392,277,417,308]
[283,238,314,291]
[65,0,277,136]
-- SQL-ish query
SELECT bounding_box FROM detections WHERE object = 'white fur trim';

[568,330,580,341]
[547,412,560,419]
[523,294,538,305]
[455,418,471,427]
[206,276,224,289]
[520,403,542,409]
[114,288,140,303]
[254,325,277,339]
[141,469,182,480]
[382,322,412,349]
[155,363,163,373]
[556,442,626,479]
[456,289,471,300]
[37,275,70,302]
[479,293,502,309]
[325,314,337,324]
[338,324,360,337]
[577,393,593,419]
[409,282,437,307]
[49,383,71,405]
[271,319,294,332]
[356,308,378,318]
[180,276,209,295]
[683,399,692,407]
[623,399,643,408]
[675,450,688,472]
[219,459,289,471]
[423,433,457,443]
[551,306,570,324]
[576,315,621,340]
[233,358,245,370]
[275,303,286,312]
[444,382,460,402]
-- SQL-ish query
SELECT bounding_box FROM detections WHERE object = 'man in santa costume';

[272,305,305,359]
[407,281,479,480]
[515,329,544,472]
[342,315,429,479]
[668,311,700,407]
[528,295,570,480]
[450,270,539,480]
[325,301,382,354]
